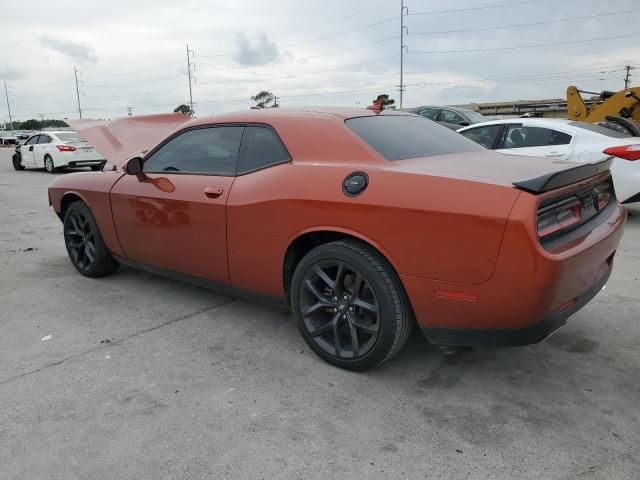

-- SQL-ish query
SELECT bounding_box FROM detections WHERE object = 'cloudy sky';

[1,0,638,121]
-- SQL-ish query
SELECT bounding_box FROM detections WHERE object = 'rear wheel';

[291,240,413,371]
[44,155,56,173]
[63,201,119,277]
[12,154,24,171]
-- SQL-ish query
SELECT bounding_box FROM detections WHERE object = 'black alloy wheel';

[300,259,381,360]
[292,240,413,371]
[63,202,119,277]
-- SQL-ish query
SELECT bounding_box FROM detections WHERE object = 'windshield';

[56,132,84,142]
[346,115,483,161]
[463,110,490,124]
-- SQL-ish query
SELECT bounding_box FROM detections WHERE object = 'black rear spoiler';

[513,158,612,193]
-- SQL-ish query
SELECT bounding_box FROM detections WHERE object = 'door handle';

[29,146,34,151]
[204,186,224,197]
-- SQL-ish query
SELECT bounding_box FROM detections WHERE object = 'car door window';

[25,135,39,145]
[460,125,503,149]
[143,126,244,175]
[440,110,466,125]
[37,135,52,144]
[417,108,440,121]
[238,126,290,174]
[502,125,571,149]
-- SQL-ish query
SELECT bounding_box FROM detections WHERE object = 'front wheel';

[291,240,413,371]
[63,201,119,277]
[44,155,56,173]
[12,154,24,170]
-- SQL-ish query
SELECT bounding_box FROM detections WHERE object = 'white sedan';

[458,118,640,204]
[14,131,104,173]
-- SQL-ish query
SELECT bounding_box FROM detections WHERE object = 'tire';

[44,155,56,173]
[12,154,24,171]
[63,201,119,278]
[291,239,413,371]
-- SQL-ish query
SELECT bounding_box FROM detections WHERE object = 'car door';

[109,125,244,283]
[459,125,505,149]
[35,134,53,166]
[496,124,572,159]
[21,135,40,166]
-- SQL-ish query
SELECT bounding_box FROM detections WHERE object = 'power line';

[83,72,185,88]
[410,33,640,54]
[197,54,400,85]
[410,8,640,35]
[81,60,184,78]
[408,0,542,16]
[197,36,399,73]
[197,16,398,59]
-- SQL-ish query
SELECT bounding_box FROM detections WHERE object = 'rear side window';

[460,125,503,149]
[346,115,483,161]
[38,135,52,144]
[144,126,243,175]
[418,108,439,120]
[440,110,466,125]
[502,126,571,149]
[238,126,290,174]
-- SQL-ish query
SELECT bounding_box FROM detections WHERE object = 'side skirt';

[113,255,290,310]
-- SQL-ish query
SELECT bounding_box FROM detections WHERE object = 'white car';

[14,131,104,173]
[458,118,640,204]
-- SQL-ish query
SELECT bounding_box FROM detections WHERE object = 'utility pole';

[74,66,83,118]
[186,44,195,117]
[4,81,13,130]
[399,0,408,109]
[273,95,279,108]
[624,65,635,89]
[127,107,133,116]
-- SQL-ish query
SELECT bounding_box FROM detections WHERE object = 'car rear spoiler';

[513,158,612,193]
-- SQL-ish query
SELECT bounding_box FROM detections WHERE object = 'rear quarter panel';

[227,162,521,297]
[49,171,125,256]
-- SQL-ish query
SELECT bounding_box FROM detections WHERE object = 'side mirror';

[126,157,143,175]
[459,121,470,127]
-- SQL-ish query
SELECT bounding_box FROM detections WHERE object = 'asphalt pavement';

[0,147,638,479]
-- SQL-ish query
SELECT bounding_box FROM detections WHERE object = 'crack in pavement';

[0,298,235,387]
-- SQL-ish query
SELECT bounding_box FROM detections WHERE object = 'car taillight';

[537,199,582,239]
[56,145,76,152]
[603,144,640,160]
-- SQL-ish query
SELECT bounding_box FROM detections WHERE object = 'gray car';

[403,106,489,130]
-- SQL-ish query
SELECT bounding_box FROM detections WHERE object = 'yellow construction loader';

[567,85,640,135]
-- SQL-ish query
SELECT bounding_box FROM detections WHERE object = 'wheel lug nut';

[333,296,338,302]
[342,315,346,319]
[333,308,338,313]
[343,295,349,300]
[348,306,354,312]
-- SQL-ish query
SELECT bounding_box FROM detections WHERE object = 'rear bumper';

[64,160,104,168]
[421,266,611,347]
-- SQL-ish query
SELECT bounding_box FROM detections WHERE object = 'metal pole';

[187,44,195,116]
[624,65,634,89]
[399,0,408,109]
[74,66,82,118]
[4,81,13,129]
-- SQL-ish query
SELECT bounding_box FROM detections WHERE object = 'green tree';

[174,104,192,116]
[251,91,278,109]
[374,94,396,109]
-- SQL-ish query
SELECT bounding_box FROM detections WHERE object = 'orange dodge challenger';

[48,108,626,370]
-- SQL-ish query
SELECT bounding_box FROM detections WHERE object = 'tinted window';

[418,108,439,120]
[461,110,489,124]
[346,115,483,161]
[502,126,570,149]
[569,121,631,138]
[238,126,290,174]
[25,135,39,145]
[440,110,466,125]
[56,132,84,142]
[460,125,503,149]
[144,126,243,175]
[37,135,51,144]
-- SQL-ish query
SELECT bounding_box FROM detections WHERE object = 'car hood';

[67,113,191,166]
[387,150,584,188]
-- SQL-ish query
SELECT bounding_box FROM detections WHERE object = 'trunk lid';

[387,150,609,192]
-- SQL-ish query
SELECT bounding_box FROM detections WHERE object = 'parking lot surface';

[0,147,639,479]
